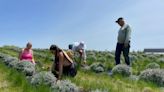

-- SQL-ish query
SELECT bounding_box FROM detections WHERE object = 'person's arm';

[58,52,64,80]
[79,49,86,63]
[124,25,131,47]
[31,50,36,64]
[83,50,87,63]
[79,49,83,62]
[79,49,83,54]
[18,49,24,61]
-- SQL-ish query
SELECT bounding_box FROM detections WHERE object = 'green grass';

[0,60,51,92]
[66,70,162,92]
[0,46,164,92]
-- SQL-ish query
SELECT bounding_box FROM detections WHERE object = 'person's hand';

[56,80,61,84]
[55,71,59,75]
[33,62,36,65]
[46,66,50,70]
[83,60,86,64]
[124,43,128,48]
[79,50,83,54]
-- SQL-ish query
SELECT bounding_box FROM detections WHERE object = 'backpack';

[62,50,77,77]
[66,50,74,60]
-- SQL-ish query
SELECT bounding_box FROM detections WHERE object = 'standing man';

[115,17,132,66]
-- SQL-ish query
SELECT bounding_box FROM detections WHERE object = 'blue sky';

[0,0,164,51]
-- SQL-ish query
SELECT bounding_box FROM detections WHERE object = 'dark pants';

[51,62,77,78]
[115,43,130,65]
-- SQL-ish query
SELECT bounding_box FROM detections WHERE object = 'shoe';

[108,70,113,76]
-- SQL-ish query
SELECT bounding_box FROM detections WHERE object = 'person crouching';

[50,45,77,80]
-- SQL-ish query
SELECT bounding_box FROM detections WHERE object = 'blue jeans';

[115,43,130,65]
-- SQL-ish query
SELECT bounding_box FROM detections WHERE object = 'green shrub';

[157,58,164,63]
[87,55,97,65]
[129,55,138,62]
[97,57,106,62]
[145,63,160,69]
[90,63,105,73]
[3,56,18,65]
[112,64,131,77]
[31,71,56,86]
[8,60,19,68]
[139,69,164,86]
[51,80,79,92]
[105,53,114,59]
[90,89,109,92]
[146,55,158,60]
[15,61,35,76]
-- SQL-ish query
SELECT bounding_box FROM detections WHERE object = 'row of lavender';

[0,52,80,92]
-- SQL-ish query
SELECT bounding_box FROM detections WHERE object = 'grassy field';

[0,62,23,92]
[0,61,52,92]
[0,46,164,92]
